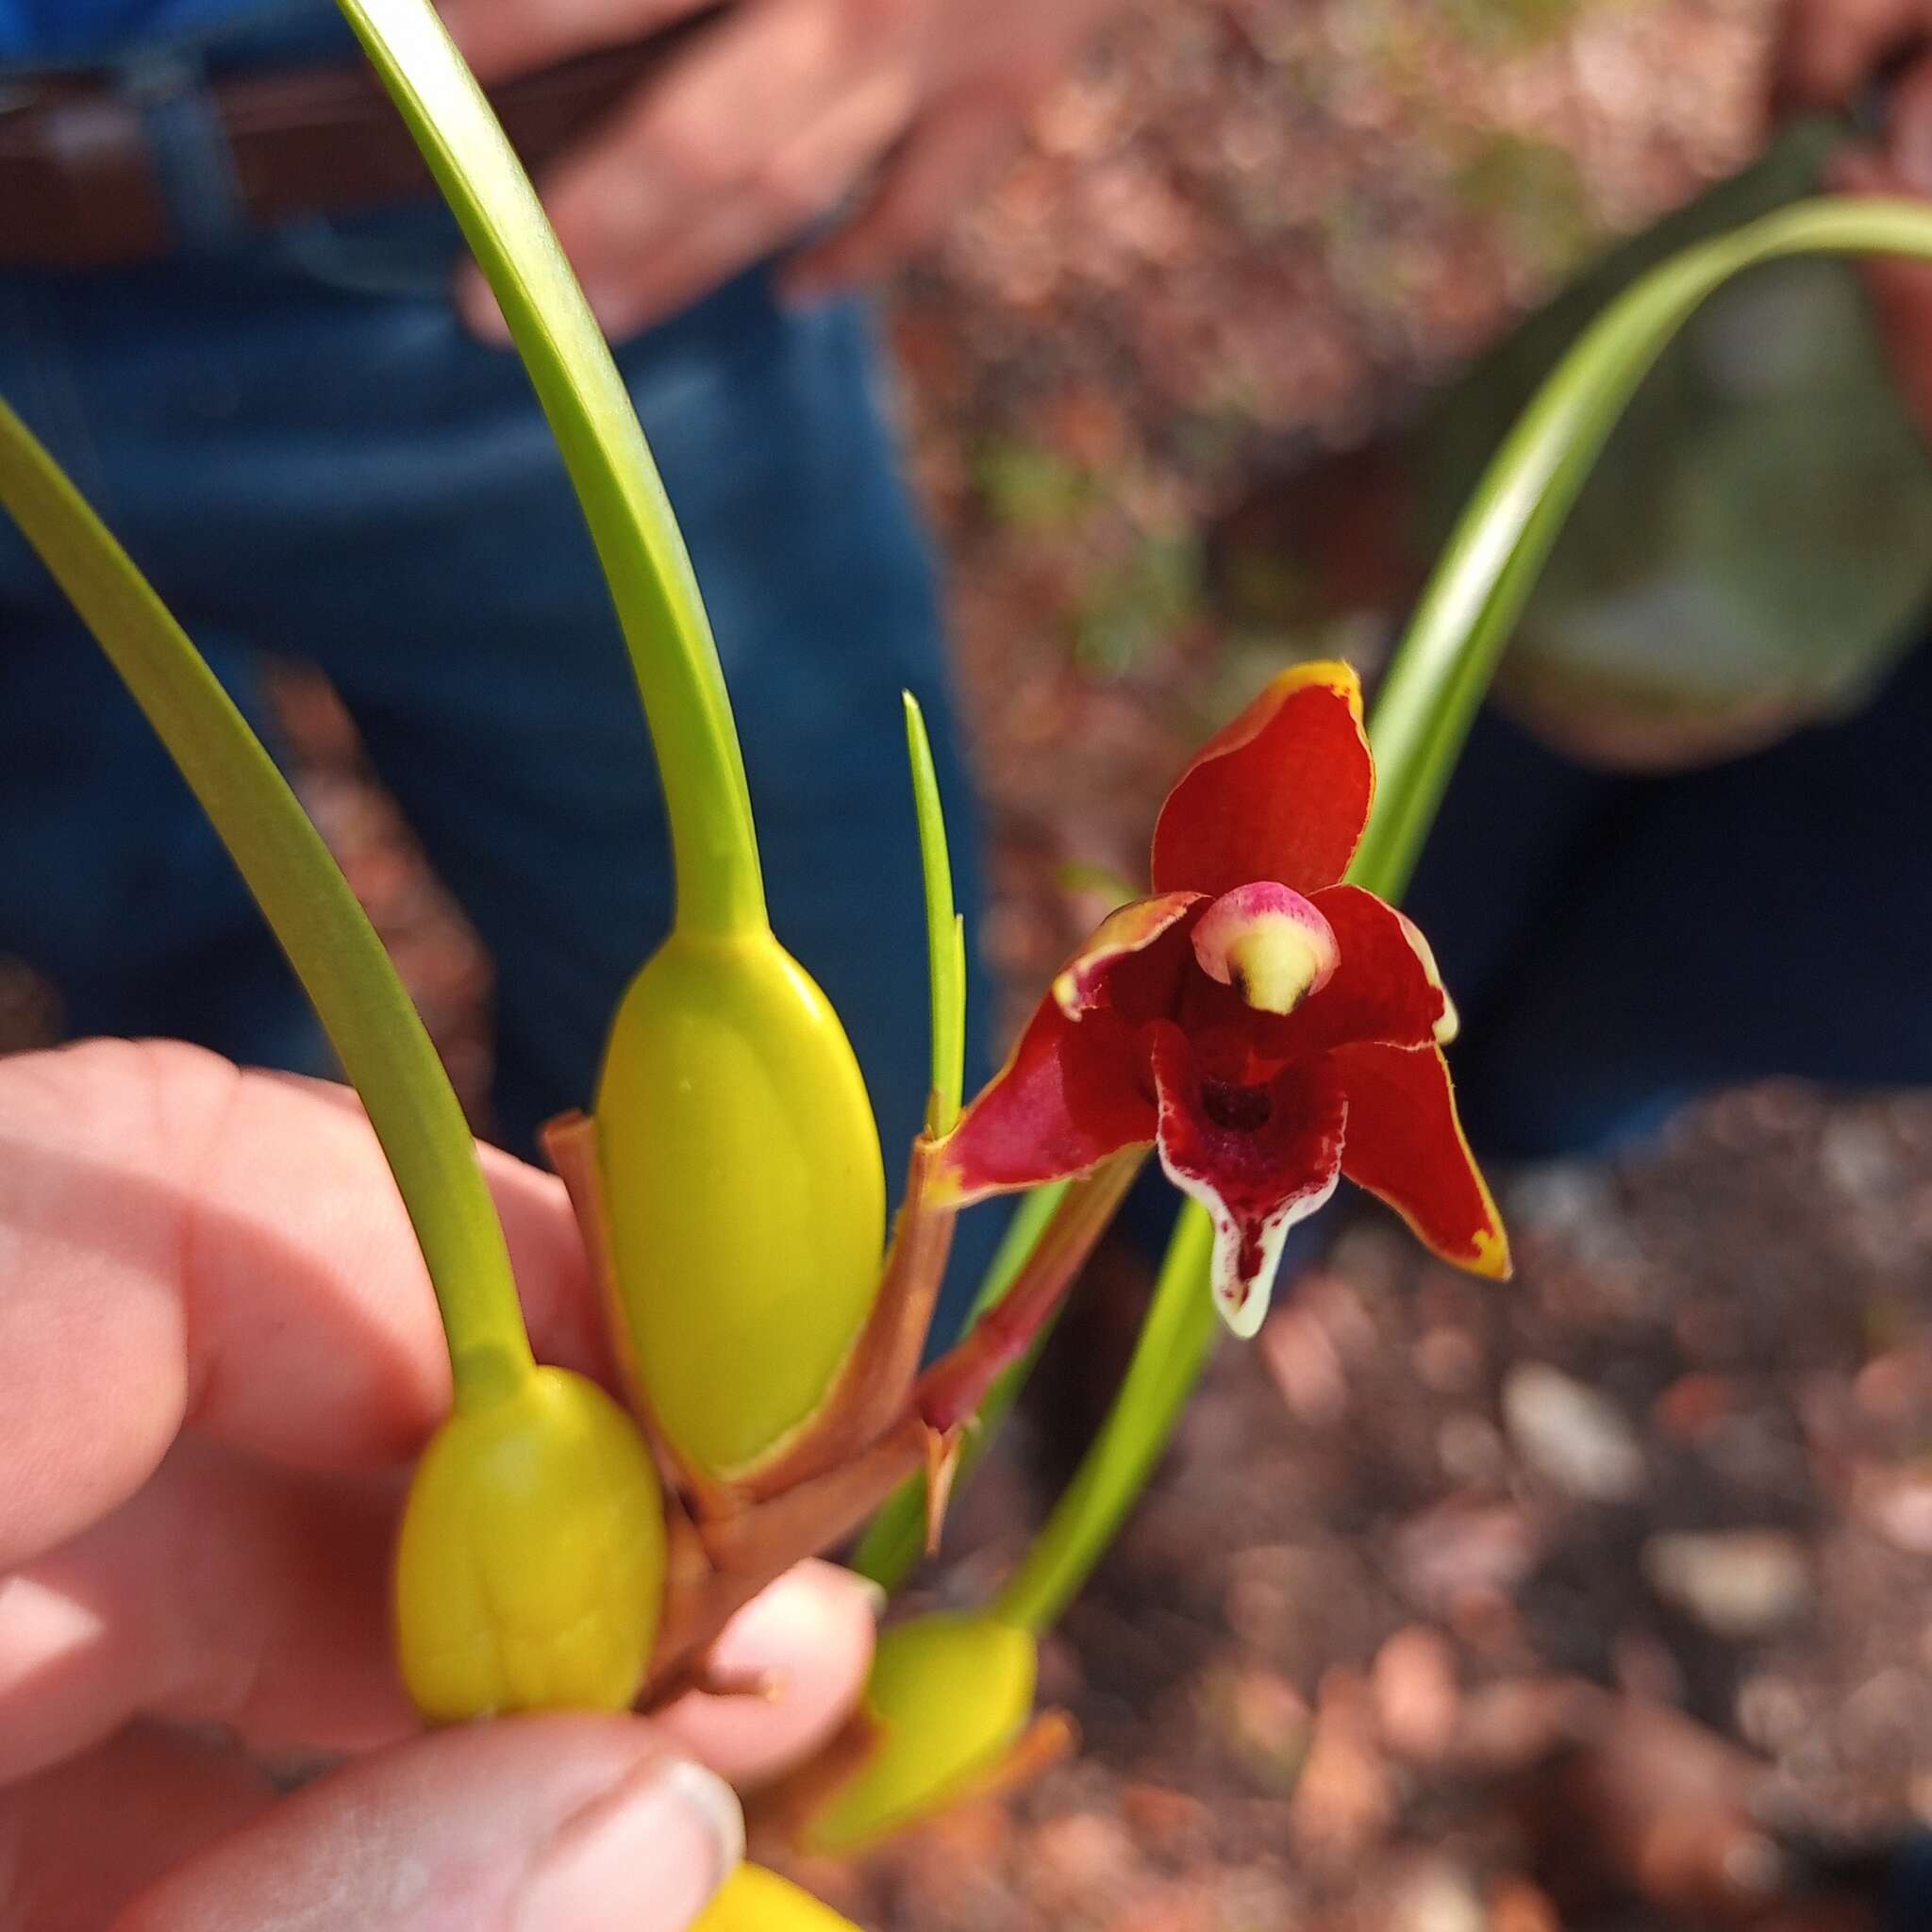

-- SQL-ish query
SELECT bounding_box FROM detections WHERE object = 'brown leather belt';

[0,26,709,271]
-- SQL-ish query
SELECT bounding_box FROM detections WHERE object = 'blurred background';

[15,0,1932,1924]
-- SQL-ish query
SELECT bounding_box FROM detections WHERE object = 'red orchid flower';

[933,661,1509,1337]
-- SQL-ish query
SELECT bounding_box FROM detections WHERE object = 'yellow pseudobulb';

[595,928,886,1481]
[394,1366,666,1720]
[802,1612,1038,1853]
[691,1866,861,1930]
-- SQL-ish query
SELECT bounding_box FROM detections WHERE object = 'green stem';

[992,1203,1214,1633]
[997,192,1932,1632]
[336,0,764,939]
[0,399,532,1410]
[1353,194,1932,899]
[853,1180,1069,1591]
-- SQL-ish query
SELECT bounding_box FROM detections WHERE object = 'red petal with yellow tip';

[1151,661,1374,899]
[932,999,1153,1203]
[936,895,1203,1203]
[1052,891,1204,1019]
[1252,885,1456,1059]
[1328,1041,1510,1278]
[1149,1024,1348,1338]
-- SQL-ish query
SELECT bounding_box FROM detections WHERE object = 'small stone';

[1612,1629,1685,1707]
[914,1800,1014,1866]
[1822,1113,1898,1199]
[1454,1676,1606,1774]
[1219,1666,1311,1789]
[1259,1303,1348,1426]
[1504,1364,1647,1505]
[1212,1865,1302,1928]
[1119,1781,1212,1860]
[768,1855,872,1923]
[1223,1544,1301,1651]
[1392,1500,1539,1615]
[1448,1589,1523,1655]
[1736,1673,1809,1752]
[1385,1856,1485,1932]
[1857,1467,1932,1555]
[1854,1350,1925,1424]
[1642,1530,1812,1640]
[1373,1625,1460,1765]
[1652,1372,1738,1443]
[1414,1325,1481,1394]
[1289,1669,1396,1867]
[1024,1810,1144,1920]
[1438,1411,1507,1487]
[1835,1665,1932,1769]
[1036,1629,1086,1706]
[1113,1882,1216,1932]
[1302,1270,1378,1361]
[1486,1875,1562,1932]
[874,1799,1012,1923]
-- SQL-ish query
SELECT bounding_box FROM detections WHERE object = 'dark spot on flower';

[1202,1077,1270,1133]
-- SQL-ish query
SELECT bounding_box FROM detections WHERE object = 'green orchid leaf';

[0,398,531,1406]
[335,0,763,939]
[902,691,966,1135]
[854,1178,1069,1591]
[993,1200,1214,1634]
[1356,195,1932,898]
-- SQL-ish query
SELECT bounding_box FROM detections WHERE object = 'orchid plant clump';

[10,2,1932,1923]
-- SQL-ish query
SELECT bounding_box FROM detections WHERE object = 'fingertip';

[774,256,839,308]
[578,275,657,344]
[1826,144,1896,194]
[454,268,513,346]
[514,1755,742,1932]
[658,1563,881,1788]
[121,1716,743,1932]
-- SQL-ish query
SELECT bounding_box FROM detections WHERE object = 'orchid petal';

[1151,660,1373,898]
[1251,885,1457,1059]
[1052,891,1204,1019]
[937,904,1200,1203]
[932,999,1152,1203]
[1329,1041,1510,1278]
[1149,1024,1348,1338]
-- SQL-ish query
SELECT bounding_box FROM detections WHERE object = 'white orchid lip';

[1191,881,1340,1016]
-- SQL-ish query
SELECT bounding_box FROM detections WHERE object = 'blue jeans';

[1403,632,1932,1160]
[0,13,999,1317]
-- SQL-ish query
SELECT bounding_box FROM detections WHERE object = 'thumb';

[119,1714,742,1932]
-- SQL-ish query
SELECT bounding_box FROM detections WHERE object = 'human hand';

[1768,4,1932,444]
[1774,0,1932,112]
[435,0,1117,341]
[1800,41,1932,449]
[0,1039,878,1931]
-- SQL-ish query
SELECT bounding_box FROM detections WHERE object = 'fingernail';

[455,269,512,346]
[850,1576,890,1622]
[516,1757,742,1931]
